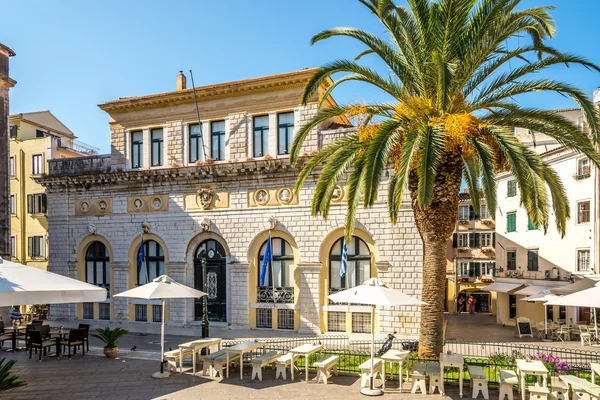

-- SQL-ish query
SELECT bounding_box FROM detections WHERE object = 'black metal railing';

[257,286,294,303]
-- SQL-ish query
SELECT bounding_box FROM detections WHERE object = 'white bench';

[313,355,339,385]
[551,376,570,400]
[250,351,281,381]
[467,365,489,399]
[528,384,550,400]
[275,353,293,380]
[426,362,442,395]
[164,349,192,374]
[200,349,240,378]
[498,369,519,400]
[359,358,383,388]
[410,362,427,394]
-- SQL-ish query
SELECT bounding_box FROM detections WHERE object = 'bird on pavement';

[131,346,136,351]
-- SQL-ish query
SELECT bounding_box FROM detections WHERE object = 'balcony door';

[194,239,227,322]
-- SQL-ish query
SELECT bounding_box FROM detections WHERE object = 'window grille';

[152,305,163,322]
[135,304,147,322]
[99,303,110,320]
[83,303,94,319]
[328,312,346,332]
[278,309,294,330]
[352,312,372,334]
[256,309,272,328]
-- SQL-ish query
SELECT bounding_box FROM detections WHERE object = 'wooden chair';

[78,324,90,351]
[28,330,57,361]
[63,328,86,359]
[555,325,570,342]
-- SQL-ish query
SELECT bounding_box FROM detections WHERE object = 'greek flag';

[259,234,273,286]
[340,236,348,278]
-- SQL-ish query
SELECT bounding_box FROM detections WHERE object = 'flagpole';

[270,232,276,304]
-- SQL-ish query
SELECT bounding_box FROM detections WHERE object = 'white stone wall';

[45,166,423,335]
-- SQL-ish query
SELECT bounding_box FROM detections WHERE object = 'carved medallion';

[277,188,293,205]
[332,185,344,202]
[133,198,143,211]
[197,188,214,210]
[151,197,162,211]
[254,189,270,206]
[98,200,108,214]
[80,202,90,214]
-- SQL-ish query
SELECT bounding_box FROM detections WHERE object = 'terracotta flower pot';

[104,347,118,358]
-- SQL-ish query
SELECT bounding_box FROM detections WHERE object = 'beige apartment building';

[445,191,496,315]
[9,111,97,271]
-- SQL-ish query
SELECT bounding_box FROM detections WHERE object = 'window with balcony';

[9,194,15,215]
[189,123,203,164]
[330,236,371,293]
[507,251,516,270]
[277,112,294,155]
[577,158,590,179]
[481,232,494,247]
[577,200,590,224]
[137,240,164,285]
[480,205,489,219]
[527,216,538,230]
[253,115,269,158]
[258,237,294,303]
[456,233,469,248]
[507,180,517,197]
[31,154,43,175]
[458,205,469,221]
[28,236,45,258]
[468,262,481,277]
[577,249,590,272]
[9,156,15,177]
[211,121,225,161]
[527,250,539,271]
[150,128,163,167]
[131,131,143,168]
[481,262,496,276]
[469,232,481,248]
[507,212,516,232]
[27,193,47,214]
[85,241,110,292]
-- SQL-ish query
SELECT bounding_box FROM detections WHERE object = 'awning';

[551,277,600,295]
[513,285,554,297]
[481,282,525,293]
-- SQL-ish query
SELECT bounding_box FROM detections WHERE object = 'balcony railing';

[257,286,294,303]
[58,139,99,155]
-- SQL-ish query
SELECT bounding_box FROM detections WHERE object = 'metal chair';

[78,323,90,351]
[555,325,570,342]
[63,328,85,359]
[28,330,57,361]
[579,325,592,346]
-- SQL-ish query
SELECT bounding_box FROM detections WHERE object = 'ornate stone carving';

[269,215,278,230]
[277,188,293,204]
[197,187,214,210]
[87,224,96,235]
[332,185,344,202]
[126,195,168,213]
[248,188,299,207]
[254,189,269,206]
[142,220,151,233]
[200,217,211,232]
[75,198,113,216]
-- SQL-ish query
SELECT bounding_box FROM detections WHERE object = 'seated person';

[10,306,23,325]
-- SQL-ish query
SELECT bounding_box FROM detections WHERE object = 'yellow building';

[9,111,97,271]
[445,191,497,315]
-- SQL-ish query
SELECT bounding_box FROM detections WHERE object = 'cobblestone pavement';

[2,350,484,400]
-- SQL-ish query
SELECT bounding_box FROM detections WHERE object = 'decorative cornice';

[99,69,323,113]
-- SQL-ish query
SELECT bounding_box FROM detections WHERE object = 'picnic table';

[516,359,548,400]
[380,349,410,391]
[289,343,323,382]
[225,341,264,380]
[440,353,465,397]
[178,338,222,376]
[560,374,600,399]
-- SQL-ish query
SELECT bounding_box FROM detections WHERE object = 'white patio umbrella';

[114,275,207,378]
[546,282,600,344]
[0,258,107,305]
[327,278,426,396]
[520,290,559,338]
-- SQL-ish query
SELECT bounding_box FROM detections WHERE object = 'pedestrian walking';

[468,295,476,315]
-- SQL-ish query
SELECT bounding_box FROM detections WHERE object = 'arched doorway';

[194,239,227,322]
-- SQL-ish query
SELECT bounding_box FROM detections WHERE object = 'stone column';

[229,262,249,330]
[50,261,77,321]
[112,262,129,321]
[0,43,15,259]
[298,262,322,334]
[166,262,187,324]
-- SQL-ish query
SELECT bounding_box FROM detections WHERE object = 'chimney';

[177,71,186,90]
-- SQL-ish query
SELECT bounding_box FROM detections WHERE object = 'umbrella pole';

[152,298,169,379]
[360,304,383,396]
[594,308,598,345]
[544,304,547,340]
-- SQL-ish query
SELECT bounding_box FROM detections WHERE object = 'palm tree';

[291,0,600,357]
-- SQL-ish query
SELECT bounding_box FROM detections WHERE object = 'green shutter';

[507,180,517,197]
[507,213,516,232]
[527,216,538,230]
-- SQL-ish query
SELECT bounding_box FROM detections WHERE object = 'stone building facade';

[38,69,423,336]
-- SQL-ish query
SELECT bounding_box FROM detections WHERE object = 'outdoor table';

[178,338,222,376]
[5,326,25,352]
[439,353,464,397]
[225,341,264,380]
[380,349,410,391]
[516,359,548,400]
[560,374,600,399]
[50,329,70,358]
[591,362,600,383]
[289,343,323,382]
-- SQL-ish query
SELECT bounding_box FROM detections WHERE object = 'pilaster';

[229,262,249,329]
[297,262,322,334]
[111,262,129,320]
[166,262,187,323]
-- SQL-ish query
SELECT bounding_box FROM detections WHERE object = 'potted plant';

[0,358,26,393]
[91,327,129,358]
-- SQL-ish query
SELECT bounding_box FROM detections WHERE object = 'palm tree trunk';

[409,153,463,358]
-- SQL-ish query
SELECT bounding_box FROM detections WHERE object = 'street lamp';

[201,257,209,338]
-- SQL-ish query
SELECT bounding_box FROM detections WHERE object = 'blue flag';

[340,236,348,278]
[137,235,145,280]
[260,235,273,286]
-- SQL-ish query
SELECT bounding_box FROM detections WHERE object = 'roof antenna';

[189,70,208,161]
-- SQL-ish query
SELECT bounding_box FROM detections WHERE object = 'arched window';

[85,241,110,290]
[137,240,164,285]
[194,239,226,261]
[258,238,294,288]
[329,236,371,292]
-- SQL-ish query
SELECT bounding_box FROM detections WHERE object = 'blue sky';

[2,0,600,153]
